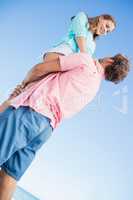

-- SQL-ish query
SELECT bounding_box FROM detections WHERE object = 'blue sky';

[0,1,133,200]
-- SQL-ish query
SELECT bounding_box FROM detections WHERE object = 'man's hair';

[104,54,130,84]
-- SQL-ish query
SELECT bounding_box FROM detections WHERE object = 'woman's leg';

[43,52,65,62]
[20,53,64,86]
[2,52,65,102]
[30,52,65,80]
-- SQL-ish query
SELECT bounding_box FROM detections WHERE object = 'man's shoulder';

[77,52,96,67]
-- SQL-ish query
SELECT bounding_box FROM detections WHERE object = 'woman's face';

[96,17,115,35]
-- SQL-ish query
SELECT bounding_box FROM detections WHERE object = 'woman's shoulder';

[74,11,88,22]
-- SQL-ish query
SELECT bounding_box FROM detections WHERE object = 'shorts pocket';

[0,106,14,120]
[19,106,50,135]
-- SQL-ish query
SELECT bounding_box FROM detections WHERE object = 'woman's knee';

[43,52,64,63]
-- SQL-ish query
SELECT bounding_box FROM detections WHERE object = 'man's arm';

[0,58,61,112]
[0,100,11,112]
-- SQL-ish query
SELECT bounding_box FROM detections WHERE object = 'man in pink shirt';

[0,52,130,199]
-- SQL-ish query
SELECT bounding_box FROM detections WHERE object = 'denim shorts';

[0,106,53,181]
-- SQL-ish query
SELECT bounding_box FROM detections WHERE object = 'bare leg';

[0,169,17,200]
[43,52,64,62]
[26,52,64,82]
[0,52,65,107]
[20,53,64,86]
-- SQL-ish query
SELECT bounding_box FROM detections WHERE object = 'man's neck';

[98,59,106,70]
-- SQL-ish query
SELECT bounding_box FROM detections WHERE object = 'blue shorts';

[0,106,53,181]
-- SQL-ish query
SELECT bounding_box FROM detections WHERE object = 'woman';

[0,11,116,111]
[43,11,116,61]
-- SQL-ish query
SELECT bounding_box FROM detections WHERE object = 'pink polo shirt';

[10,53,105,129]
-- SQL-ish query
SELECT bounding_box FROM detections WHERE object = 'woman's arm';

[72,12,88,53]
[75,36,87,52]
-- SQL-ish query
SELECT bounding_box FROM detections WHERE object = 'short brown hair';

[104,54,130,84]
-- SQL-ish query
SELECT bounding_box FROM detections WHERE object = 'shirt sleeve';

[71,11,88,37]
[59,53,92,71]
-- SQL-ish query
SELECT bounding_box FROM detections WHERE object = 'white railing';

[13,186,40,200]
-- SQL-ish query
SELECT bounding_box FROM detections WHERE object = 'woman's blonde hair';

[71,14,116,39]
[88,14,116,39]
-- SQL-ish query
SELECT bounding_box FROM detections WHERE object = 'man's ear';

[107,58,114,64]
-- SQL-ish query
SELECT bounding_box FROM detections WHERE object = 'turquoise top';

[52,11,96,56]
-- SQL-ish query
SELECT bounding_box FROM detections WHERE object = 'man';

[0,52,130,199]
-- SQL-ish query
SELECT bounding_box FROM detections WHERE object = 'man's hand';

[8,80,38,100]
[0,100,11,113]
[8,82,26,99]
